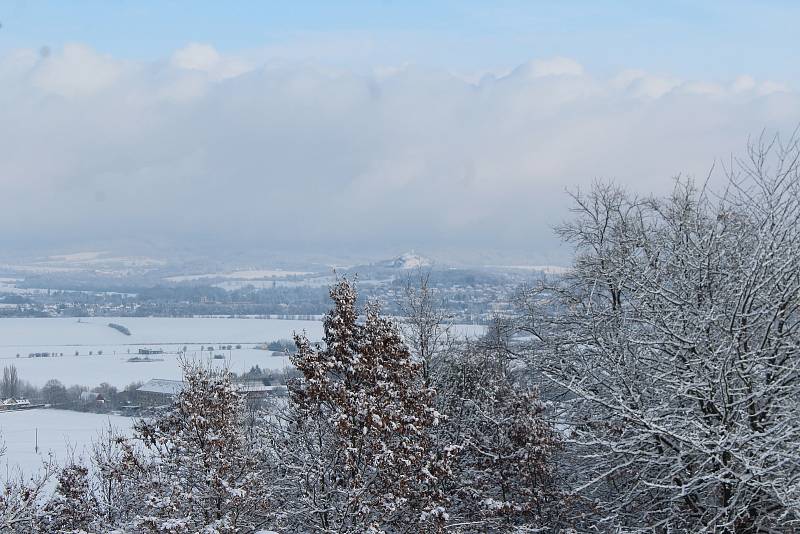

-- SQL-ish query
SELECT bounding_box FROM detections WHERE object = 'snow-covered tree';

[520,134,800,530]
[270,279,449,532]
[99,363,273,532]
[36,463,99,533]
[0,455,56,533]
[433,326,563,532]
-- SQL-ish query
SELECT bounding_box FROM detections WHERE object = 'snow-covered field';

[0,317,486,389]
[0,409,132,477]
[0,317,484,478]
[0,317,324,388]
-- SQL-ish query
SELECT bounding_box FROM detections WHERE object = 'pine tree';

[272,279,450,532]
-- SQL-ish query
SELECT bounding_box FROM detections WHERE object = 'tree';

[41,379,67,405]
[269,279,449,532]
[398,269,455,386]
[422,321,563,532]
[520,134,800,530]
[0,454,56,533]
[36,463,99,533]
[98,363,273,532]
[1,366,19,399]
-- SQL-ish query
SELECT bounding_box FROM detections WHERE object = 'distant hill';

[375,252,432,270]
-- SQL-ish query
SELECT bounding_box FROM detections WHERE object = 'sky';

[0,1,798,264]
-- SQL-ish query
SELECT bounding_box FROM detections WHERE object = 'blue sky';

[1,1,798,84]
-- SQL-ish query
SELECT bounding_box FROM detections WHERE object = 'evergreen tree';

[271,279,450,532]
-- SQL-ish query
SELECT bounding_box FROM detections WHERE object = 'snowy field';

[0,409,132,478]
[0,317,324,388]
[0,317,484,478]
[0,317,485,389]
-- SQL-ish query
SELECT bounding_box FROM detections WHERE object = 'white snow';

[137,379,185,395]
[380,252,432,269]
[0,317,484,389]
[0,409,133,478]
[47,252,105,262]
[0,317,324,388]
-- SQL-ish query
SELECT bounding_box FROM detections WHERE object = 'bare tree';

[1,366,19,399]
[399,273,565,531]
[0,455,56,533]
[520,133,800,531]
[398,269,456,386]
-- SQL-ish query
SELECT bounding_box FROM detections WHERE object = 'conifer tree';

[272,279,450,532]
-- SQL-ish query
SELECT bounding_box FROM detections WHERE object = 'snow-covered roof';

[137,379,185,395]
[1,398,30,405]
[137,379,287,396]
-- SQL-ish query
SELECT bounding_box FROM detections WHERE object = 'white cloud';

[756,80,790,96]
[0,45,796,260]
[732,75,757,93]
[171,43,252,80]
[31,44,125,97]
[528,57,585,77]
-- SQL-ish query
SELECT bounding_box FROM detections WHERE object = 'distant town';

[0,252,561,323]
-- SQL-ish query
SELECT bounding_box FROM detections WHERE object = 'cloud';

[31,44,126,97]
[527,57,585,77]
[0,44,797,262]
[171,43,253,81]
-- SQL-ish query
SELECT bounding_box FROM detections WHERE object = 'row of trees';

[2,135,799,532]
[0,366,143,413]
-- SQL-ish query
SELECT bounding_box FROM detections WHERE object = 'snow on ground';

[0,409,133,478]
[0,264,81,274]
[0,317,485,389]
[0,317,323,388]
[46,251,105,262]
[0,316,485,478]
[44,252,166,268]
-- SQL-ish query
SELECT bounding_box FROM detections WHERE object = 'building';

[136,379,184,406]
[136,378,287,406]
[80,391,106,404]
[0,398,31,410]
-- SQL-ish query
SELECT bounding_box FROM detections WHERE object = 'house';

[136,379,185,406]
[0,398,31,410]
[80,391,105,404]
[136,378,288,406]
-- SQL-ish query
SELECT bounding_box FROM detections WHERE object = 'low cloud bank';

[1,44,797,261]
